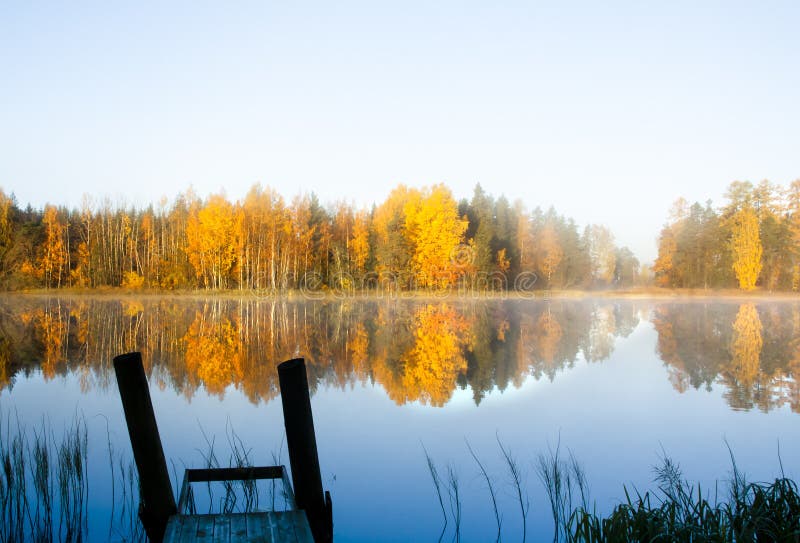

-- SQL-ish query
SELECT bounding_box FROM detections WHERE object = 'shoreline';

[4,287,800,302]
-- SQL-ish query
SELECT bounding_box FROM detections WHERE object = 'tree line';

[654,179,800,290]
[0,183,640,291]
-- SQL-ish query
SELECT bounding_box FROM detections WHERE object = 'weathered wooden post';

[278,358,333,543]
[113,352,177,543]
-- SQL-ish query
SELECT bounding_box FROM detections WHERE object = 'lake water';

[1,295,798,541]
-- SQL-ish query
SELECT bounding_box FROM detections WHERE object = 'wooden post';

[278,358,332,543]
[113,352,177,543]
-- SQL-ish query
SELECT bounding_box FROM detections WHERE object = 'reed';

[426,441,799,543]
[0,412,146,543]
[466,438,502,543]
[498,435,530,543]
[423,444,448,543]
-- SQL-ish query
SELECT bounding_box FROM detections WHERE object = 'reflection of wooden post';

[278,358,332,543]
[113,352,176,543]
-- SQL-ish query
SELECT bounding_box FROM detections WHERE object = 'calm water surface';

[0,295,798,541]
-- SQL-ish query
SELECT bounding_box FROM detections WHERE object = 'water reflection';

[0,297,798,412]
[653,302,800,412]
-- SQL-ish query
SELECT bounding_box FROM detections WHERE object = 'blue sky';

[1,1,798,262]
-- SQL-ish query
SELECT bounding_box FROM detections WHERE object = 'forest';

[655,179,800,290]
[0,183,639,292]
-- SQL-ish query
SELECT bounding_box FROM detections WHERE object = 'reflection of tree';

[183,308,244,397]
[723,304,762,407]
[32,306,69,380]
[373,304,471,406]
[346,322,370,379]
[0,297,661,408]
[465,305,519,403]
[655,302,800,413]
[517,302,593,382]
[653,304,731,393]
[585,306,616,362]
[534,312,562,365]
[0,336,10,392]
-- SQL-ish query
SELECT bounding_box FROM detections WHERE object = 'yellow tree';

[784,179,800,290]
[653,225,678,287]
[0,190,11,254]
[241,185,290,290]
[730,207,762,290]
[404,184,468,289]
[0,190,13,283]
[537,223,563,285]
[40,205,67,288]
[185,194,239,289]
[350,209,371,278]
[373,185,416,285]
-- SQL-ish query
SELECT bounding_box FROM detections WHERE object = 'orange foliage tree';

[730,207,762,290]
[185,195,240,289]
[403,184,468,289]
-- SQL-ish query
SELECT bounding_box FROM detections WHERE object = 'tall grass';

[426,441,800,543]
[0,413,144,543]
[0,413,89,543]
[567,457,800,543]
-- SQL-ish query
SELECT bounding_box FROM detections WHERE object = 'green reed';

[0,413,89,543]
[0,412,146,543]
[427,441,800,543]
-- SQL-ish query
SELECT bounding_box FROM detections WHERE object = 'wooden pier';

[113,353,332,543]
[163,467,313,543]
[164,511,312,543]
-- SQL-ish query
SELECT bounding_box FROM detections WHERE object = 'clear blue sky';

[1,1,798,263]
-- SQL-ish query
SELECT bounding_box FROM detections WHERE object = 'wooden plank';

[229,514,248,540]
[265,511,278,543]
[163,515,183,542]
[212,514,231,543]
[274,511,293,543]
[245,512,268,543]
[178,515,199,543]
[178,472,191,514]
[186,466,284,483]
[165,511,313,543]
[194,514,215,543]
[286,510,315,543]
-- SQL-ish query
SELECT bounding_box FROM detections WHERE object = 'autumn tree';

[404,184,468,289]
[185,194,239,289]
[0,190,13,280]
[240,185,290,290]
[38,206,68,288]
[654,225,679,287]
[584,224,616,286]
[730,206,762,290]
[536,222,563,285]
[372,185,415,287]
[350,209,371,279]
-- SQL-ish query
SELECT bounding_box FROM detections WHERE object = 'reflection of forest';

[8,298,796,412]
[653,303,800,412]
[0,297,645,407]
